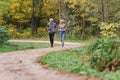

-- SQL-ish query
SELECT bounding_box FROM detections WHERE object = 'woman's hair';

[60,19,64,22]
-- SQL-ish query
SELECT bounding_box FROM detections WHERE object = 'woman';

[58,19,67,47]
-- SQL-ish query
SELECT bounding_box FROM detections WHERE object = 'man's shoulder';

[47,22,56,26]
[47,22,50,25]
[53,22,56,25]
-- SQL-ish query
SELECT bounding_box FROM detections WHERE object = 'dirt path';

[0,40,102,80]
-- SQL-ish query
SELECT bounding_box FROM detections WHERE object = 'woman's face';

[60,21,64,24]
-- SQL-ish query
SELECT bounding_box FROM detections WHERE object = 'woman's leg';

[59,31,62,42]
[61,32,66,47]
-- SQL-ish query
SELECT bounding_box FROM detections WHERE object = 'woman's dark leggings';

[49,33,55,47]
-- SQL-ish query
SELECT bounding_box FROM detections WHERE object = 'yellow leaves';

[18,20,30,23]
[88,17,98,22]
[100,23,118,31]
[0,9,2,16]
[42,0,58,16]
[65,0,80,4]
[100,23,120,38]
[13,13,25,19]
[65,0,90,8]
[0,2,2,5]
[8,0,33,20]
[7,25,32,38]
[9,0,31,13]
[80,13,88,18]
[0,19,5,25]
[28,8,32,12]
[44,0,57,6]
[45,0,57,3]
[8,26,16,32]
[101,31,114,37]
[64,0,80,8]
[101,25,111,30]
[0,11,5,25]
[80,0,87,4]
[85,7,90,12]
[37,28,46,32]
[10,2,20,9]
[64,0,92,21]
[9,2,20,13]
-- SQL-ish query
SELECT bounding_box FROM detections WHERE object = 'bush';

[89,38,120,71]
[0,26,10,47]
[100,23,120,38]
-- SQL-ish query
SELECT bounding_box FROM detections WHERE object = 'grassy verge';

[0,42,50,53]
[40,47,120,80]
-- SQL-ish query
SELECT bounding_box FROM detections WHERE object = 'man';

[46,18,57,47]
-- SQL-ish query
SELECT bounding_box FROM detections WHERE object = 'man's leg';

[49,33,52,47]
[49,33,54,47]
[51,33,55,47]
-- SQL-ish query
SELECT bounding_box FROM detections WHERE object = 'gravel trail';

[0,40,102,80]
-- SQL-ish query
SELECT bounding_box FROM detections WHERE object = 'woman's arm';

[64,24,67,31]
[58,25,61,31]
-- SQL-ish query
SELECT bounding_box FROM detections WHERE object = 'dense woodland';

[0,0,120,39]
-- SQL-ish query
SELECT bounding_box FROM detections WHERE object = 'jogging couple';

[46,18,67,47]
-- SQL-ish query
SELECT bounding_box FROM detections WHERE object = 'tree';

[0,0,9,25]
[31,0,35,36]
[0,0,119,39]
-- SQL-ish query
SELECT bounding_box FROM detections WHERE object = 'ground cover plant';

[0,42,50,53]
[88,38,120,71]
[40,38,120,80]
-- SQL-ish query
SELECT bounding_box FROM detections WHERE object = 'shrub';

[0,26,10,47]
[89,38,120,71]
[100,23,120,38]
[7,26,32,38]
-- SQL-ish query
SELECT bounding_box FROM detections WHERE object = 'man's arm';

[54,23,57,31]
[46,23,50,30]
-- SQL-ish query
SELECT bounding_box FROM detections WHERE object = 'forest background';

[0,0,120,40]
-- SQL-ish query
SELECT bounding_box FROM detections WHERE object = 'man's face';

[50,19,54,23]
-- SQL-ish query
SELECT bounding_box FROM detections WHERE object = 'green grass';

[40,47,120,80]
[0,42,50,52]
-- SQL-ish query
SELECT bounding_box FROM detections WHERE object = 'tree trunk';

[34,17,40,36]
[58,0,62,20]
[101,0,105,22]
[34,0,43,36]
[31,0,43,37]
[31,0,35,37]
[105,0,110,22]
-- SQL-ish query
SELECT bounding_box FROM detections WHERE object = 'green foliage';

[40,48,120,80]
[40,50,91,74]
[0,43,49,52]
[89,38,120,71]
[0,26,10,47]
[0,0,120,39]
